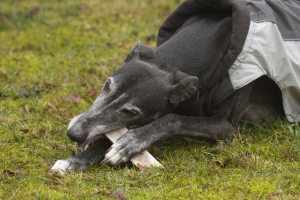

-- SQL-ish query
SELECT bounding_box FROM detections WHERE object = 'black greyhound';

[51,0,300,175]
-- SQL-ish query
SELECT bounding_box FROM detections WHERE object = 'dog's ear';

[169,70,199,105]
[125,41,155,63]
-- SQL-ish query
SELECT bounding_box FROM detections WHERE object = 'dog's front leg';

[101,113,235,166]
[50,138,111,176]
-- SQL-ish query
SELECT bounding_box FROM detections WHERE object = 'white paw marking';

[109,154,122,166]
[50,160,71,177]
[104,144,124,166]
[105,144,118,158]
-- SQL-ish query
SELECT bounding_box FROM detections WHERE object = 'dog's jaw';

[85,125,107,140]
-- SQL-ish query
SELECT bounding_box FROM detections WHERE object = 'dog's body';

[50,0,299,174]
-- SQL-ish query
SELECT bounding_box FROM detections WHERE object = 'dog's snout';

[67,128,86,143]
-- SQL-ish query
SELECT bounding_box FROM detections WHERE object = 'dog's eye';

[121,108,140,117]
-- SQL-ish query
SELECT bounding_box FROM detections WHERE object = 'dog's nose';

[67,128,86,143]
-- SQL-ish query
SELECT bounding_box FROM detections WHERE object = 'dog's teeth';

[84,144,89,151]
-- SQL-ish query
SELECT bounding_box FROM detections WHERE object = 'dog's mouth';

[77,134,106,151]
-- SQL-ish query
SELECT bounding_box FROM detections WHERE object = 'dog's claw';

[116,159,123,166]
[100,158,109,166]
[105,147,112,154]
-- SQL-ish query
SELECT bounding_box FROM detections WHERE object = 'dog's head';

[67,42,198,146]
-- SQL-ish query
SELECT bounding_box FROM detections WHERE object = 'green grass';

[1,0,299,199]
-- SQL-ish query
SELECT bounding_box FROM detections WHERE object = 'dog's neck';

[151,15,232,87]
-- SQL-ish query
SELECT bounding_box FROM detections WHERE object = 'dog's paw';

[50,158,90,176]
[50,160,71,176]
[101,130,149,166]
[100,144,129,166]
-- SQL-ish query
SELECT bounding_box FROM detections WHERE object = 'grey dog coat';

[157,0,300,122]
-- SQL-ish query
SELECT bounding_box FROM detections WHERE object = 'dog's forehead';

[103,77,167,109]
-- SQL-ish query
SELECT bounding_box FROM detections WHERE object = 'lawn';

[1,0,299,199]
